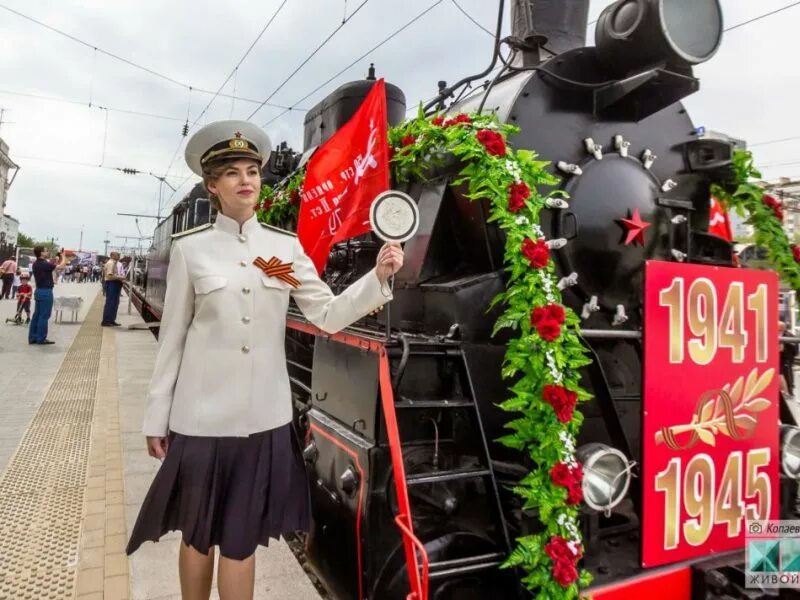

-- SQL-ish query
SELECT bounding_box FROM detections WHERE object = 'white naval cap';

[185,120,272,176]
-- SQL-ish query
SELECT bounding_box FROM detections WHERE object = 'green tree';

[16,232,34,247]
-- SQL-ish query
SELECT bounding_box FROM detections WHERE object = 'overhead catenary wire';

[160,0,292,189]
[246,0,372,120]
[14,154,183,179]
[724,1,800,32]
[750,135,800,148]
[190,0,291,128]
[263,0,446,128]
[0,2,294,111]
[0,88,187,122]
[451,0,494,37]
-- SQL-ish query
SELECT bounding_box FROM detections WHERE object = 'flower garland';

[258,109,593,597]
[255,168,305,230]
[711,149,800,290]
[391,111,592,597]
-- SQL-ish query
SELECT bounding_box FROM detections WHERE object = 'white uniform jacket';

[142,213,391,438]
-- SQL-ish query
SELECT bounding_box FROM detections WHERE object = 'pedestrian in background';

[11,269,21,299]
[0,256,16,299]
[101,251,124,327]
[29,246,67,345]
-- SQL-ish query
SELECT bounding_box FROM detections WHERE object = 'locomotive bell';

[595,0,723,75]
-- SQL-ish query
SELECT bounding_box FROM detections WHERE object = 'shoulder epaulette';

[171,223,212,239]
[260,222,297,237]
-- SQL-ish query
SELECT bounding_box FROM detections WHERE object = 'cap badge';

[229,138,248,149]
[234,131,243,139]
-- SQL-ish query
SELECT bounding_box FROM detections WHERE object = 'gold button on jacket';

[142,212,392,438]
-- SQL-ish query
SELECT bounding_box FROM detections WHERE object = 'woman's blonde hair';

[201,157,260,211]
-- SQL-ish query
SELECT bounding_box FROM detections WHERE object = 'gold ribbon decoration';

[659,389,754,451]
[253,256,301,289]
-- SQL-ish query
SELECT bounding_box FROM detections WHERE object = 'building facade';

[0,213,19,247]
[0,137,19,222]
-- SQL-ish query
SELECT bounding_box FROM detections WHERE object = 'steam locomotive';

[129,1,800,598]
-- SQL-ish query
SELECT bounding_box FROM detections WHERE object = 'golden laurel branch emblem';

[655,368,774,450]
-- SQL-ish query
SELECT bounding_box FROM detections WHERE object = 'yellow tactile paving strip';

[73,323,130,599]
[0,296,105,600]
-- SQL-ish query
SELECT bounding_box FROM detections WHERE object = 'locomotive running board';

[287,317,430,600]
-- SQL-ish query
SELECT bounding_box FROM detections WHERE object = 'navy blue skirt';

[126,423,310,560]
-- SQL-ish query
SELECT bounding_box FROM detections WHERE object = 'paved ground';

[0,284,321,599]
[0,282,101,471]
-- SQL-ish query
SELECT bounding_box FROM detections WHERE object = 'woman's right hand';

[147,436,169,459]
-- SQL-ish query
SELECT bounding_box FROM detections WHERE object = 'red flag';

[708,196,732,241]
[297,79,390,272]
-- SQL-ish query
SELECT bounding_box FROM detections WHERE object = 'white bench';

[54,296,84,323]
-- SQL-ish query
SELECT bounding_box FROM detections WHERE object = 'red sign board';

[642,261,779,567]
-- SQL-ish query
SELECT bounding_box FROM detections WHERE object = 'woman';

[126,120,403,599]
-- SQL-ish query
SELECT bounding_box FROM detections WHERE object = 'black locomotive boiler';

[130,1,800,598]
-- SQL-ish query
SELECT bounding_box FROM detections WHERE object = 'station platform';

[0,284,322,600]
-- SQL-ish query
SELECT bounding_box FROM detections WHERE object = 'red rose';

[546,304,566,324]
[552,558,579,587]
[550,462,583,505]
[289,190,300,205]
[550,462,573,487]
[763,195,778,209]
[444,113,472,128]
[508,182,530,212]
[521,238,550,269]
[566,483,583,505]
[542,385,578,423]
[401,135,417,147]
[476,129,506,157]
[530,306,548,327]
[508,192,525,213]
[544,536,574,563]
[774,205,784,221]
[792,244,800,263]
[431,115,445,126]
[537,319,561,342]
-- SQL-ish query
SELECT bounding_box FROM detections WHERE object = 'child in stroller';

[7,274,31,325]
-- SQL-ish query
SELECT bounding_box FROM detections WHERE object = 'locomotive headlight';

[781,425,800,479]
[576,443,634,513]
[596,0,723,74]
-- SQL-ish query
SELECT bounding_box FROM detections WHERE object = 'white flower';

[567,541,580,556]
[515,215,529,226]
[546,351,563,384]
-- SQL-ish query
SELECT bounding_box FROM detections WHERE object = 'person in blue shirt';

[29,246,67,345]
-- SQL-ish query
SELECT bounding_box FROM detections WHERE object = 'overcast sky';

[0,0,797,254]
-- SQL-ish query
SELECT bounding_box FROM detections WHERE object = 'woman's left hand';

[376,242,404,285]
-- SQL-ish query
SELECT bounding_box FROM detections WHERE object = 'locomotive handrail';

[378,348,429,600]
[394,513,429,600]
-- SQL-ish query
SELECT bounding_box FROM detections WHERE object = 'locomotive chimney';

[511,0,590,65]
